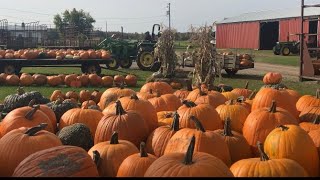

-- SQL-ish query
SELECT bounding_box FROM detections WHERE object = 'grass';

[0,66,318,102]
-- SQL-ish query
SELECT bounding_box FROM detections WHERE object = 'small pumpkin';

[148,93,182,112]
[6,75,20,86]
[101,76,114,87]
[124,74,137,87]
[79,90,91,103]
[32,74,47,86]
[47,76,62,87]
[65,91,79,101]
[91,90,103,104]
[77,74,89,87]
[263,72,282,85]
[50,90,65,102]
[89,74,102,87]
[231,81,252,98]
[114,75,125,86]
[140,82,173,95]
[64,74,78,87]
[19,74,34,86]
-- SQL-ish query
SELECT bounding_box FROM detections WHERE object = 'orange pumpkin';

[19,74,34,86]
[263,72,283,85]
[231,81,253,98]
[6,75,20,86]
[296,89,320,113]
[89,74,102,87]
[124,74,137,87]
[140,82,173,95]
[101,76,114,87]
[148,94,182,112]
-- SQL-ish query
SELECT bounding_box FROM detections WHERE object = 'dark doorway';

[308,20,318,48]
[259,21,279,50]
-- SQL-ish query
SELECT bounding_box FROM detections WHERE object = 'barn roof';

[217,7,320,24]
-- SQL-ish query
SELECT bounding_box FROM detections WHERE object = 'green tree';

[53,8,96,36]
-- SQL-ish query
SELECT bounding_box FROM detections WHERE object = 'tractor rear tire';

[120,59,133,69]
[273,47,280,55]
[106,58,120,70]
[281,46,291,56]
[225,69,238,76]
[1,64,21,75]
[137,50,155,71]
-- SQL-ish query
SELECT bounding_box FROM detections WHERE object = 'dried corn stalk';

[190,25,221,87]
[154,28,178,78]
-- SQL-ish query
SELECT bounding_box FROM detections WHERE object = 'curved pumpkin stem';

[257,141,269,161]
[140,142,148,157]
[110,131,119,144]
[25,105,40,120]
[189,116,205,132]
[182,100,197,108]
[25,123,48,136]
[131,94,139,100]
[223,117,233,136]
[92,150,101,167]
[17,87,25,95]
[115,100,126,115]
[313,115,320,124]
[183,136,196,165]
[269,100,277,113]
[316,89,320,99]
[278,125,289,131]
[28,99,37,107]
[248,89,257,100]
[245,81,249,89]
[170,112,180,131]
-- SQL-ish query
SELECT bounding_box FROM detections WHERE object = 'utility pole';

[167,3,171,30]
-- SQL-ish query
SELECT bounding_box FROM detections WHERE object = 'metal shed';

[216,7,320,50]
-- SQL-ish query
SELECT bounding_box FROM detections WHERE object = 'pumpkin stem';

[245,81,249,89]
[248,89,257,100]
[92,150,101,167]
[131,94,139,100]
[189,116,206,132]
[236,96,245,103]
[183,136,196,165]
[257,141,269,161]
[170,112,180,131]
[148,89,153,94]
[17,87,25,95]
[110,131,119,144]
[25,105,40,120]
[316,89,320,99]
[140,142,148,157]
[182,100,197,108]
[28,99,36,107]
[269,100,277,113]
[115,100,126,115]
[25,123,48,136]
[313,115,320,124]
[223,117,233,136]
[278,125,289,131]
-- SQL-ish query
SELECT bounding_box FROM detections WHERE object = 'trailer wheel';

[106,58,120,70]
[281,46,291,56]
[120,59,133,69]
[87,64,102,75]
[225,69,238,76]
[2,64,21,75]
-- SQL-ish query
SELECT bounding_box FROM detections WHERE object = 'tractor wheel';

[137,50,155,71]
[2,64,21,75]
[225,69,238,76]
[106,58,120,70]
[87,64,101,75]
[273,47,280,55]
[281,46,291,56]
[120,59,133,69]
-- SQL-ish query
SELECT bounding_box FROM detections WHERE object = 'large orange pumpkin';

[148,93,182,112]
[98,86,136,110]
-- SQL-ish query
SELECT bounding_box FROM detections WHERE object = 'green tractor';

[272,41,300,56]
[97,24,162,71]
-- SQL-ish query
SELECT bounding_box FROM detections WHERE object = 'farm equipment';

[97,24,162,71]
[273,41,300,56]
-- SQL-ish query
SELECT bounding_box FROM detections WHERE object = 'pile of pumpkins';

[220,51,254,67]
[0,49,111,60]
[0,72,319,177]
[0,73,137,88]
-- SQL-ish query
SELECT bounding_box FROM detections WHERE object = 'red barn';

[216,8,320,50]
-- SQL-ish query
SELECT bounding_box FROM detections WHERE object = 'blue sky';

[0,0,311,32]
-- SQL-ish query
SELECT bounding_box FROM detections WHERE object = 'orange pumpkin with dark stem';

[95,100,148,147]
[65,91,79,101]
[243,101,298,156]
[20,74,34,86]
[6,75,20,86]
[157,111,175,126]
[59,107,104,138]
[136,89,157,100]
[296,89,320,113]
[103,95,158,135]
[13,145,99,177]
[245,89,257,106]
[177,100,222,131]
[0,124,62,177]
[216,100,249,133]
[125,74,137,87]
[252,87,299,119]
[98,86,135,110]
[148,93,182,112]
[91,90,103,104]
[33,74,47,85]
[140,82,173,95]
[101,76,113,87]
[214,118,252,164]
[300,115,320,133]
[230,141,308,177]
[0,105,55,136]
[164,116,231,166]
[114,75,125,86]
[231,81,252,98]
[88,132,139,177]
[79,90,91,103]
[50,90,65,101]
[117,142,157,177]
[146,112,180,157]
[299,106,320,123]
[264,125,319,177]
[145,136,234,177]
[263,72,283,85]
[29,100,57,133]
[89,74,102,87]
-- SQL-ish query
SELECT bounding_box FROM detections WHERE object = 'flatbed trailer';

[0,58,114,75]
